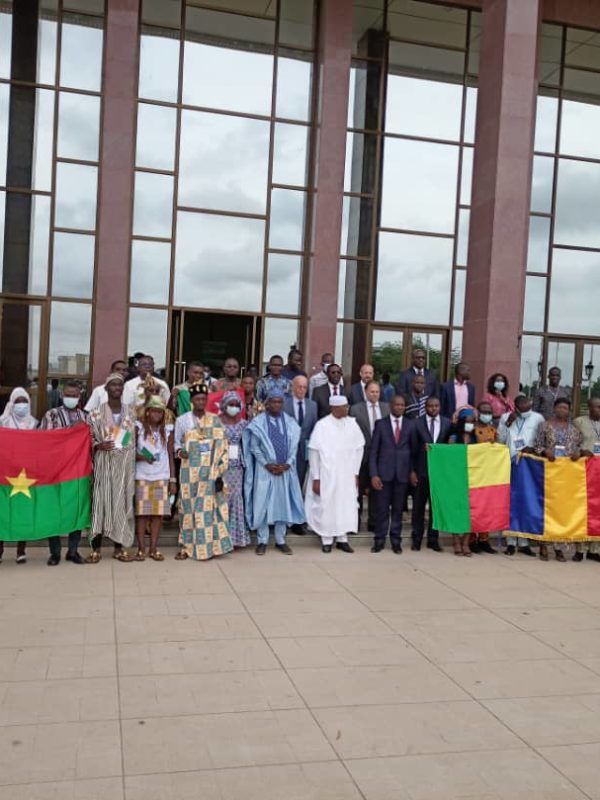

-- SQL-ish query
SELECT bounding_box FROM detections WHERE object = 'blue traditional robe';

[242,412,305,529]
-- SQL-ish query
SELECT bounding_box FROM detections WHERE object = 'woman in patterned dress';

[134,397,176,561]
[219,391,250,548]
[174,382,232,561]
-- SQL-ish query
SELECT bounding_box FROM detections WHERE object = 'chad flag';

[428,443,511,533]
[0,425,92,541]
[509,453,600,542]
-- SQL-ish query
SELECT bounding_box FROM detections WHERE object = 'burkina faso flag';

[0,425,92,541]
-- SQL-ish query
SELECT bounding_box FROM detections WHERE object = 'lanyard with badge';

[513,417,527,452]
[591,419,600,455]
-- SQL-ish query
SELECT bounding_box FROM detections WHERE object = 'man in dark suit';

[284,375,318,535]
[350,381,390,532]
[396,349,438,397]
[440,362,476,419]
[369,395,414,553]
[312,363,346,419]
[348,363,374,406]
[410,395,452,552]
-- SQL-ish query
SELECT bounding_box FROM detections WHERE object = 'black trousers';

[48,531,81,560]
[412,475,439,548]
[0,541,26,557]
[358,462,376,530]
[374,479,408,549]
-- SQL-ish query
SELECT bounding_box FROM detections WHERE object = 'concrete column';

[462,0,541,396]
[305,0,352,375]
[91,0,139,385]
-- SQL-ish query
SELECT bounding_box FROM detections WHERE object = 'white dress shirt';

[84,384,108,413]
[368,402,381,433]
[425,413,441,442]
[123,375,170,407]
[389,414,404,437]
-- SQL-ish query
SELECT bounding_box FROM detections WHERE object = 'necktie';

[370,403,376,432]
[430,416,436,441]
[298,400,304,425]
[333,385,338,396]
[394,417,401,444]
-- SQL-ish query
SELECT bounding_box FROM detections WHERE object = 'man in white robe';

[305,395,365,553]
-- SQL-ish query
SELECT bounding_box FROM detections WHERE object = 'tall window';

[0,1,104,410]
[129,0,315,369]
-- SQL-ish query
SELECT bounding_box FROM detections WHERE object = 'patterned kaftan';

[175,411,232,560]
[222,418,250,547]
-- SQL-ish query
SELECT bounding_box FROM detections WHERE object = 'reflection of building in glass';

[0,0,599,414]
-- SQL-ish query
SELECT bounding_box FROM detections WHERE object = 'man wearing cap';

[305,395,365,553]
[174,382,232,561]
[243,388,304,555]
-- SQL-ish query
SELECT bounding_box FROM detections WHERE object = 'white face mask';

[13,402,29,418]
[494,381,505,391]
[63,397,79,410]
[226,405,240,417]
[463,422,475,433]
[479,413,493,425]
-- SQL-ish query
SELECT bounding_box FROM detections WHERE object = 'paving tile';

[221,571,342,594]
[0,596,114,619]
[483,694,600,746]
[389,626,561,663]
[119,670,302,718]
[532,628,600,660]
[251,610,390,638]
[269,635,424,669]
[0,646,116,681]
[540,743,600,800]
[122,710,335,774]
[494,606,600,631]
[354,586,477,612]
[115,613,261,643]
[315,700,522,758]
[0,721,122,785]
[0,778,123,800]
[441,658,600,699]
[288,663,467,707]
[238,591,364,614]
[0,619,115,647]
[379,608,514,634]
[346,750,586,799]
[124,762,362,800]
[115,594,245,617]
[0,677,119,724]
[118,640,278,675]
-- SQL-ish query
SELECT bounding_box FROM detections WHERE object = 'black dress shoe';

[470,541,481,553]
[66,551,85,564]
[505,545,516,556]
[255,543,267,556]
[276,543,293,555]
[518,546,536,557]
[336,542,354,554]
[371,544,383,553]
[573,552,584,562]
[322,544,332,553]
[290,524,307,535]
[427,543,443,552]
[587,552,600,562]
[411,544,421,552]
[392,546,402,554]
[47,555,60,566]
[479,541,497,554]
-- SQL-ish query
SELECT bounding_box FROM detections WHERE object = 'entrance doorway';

[370,327,447,383]
[545,338,600,416]
[169,310,261,386]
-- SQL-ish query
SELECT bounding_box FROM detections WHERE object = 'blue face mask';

[479,413,493,425]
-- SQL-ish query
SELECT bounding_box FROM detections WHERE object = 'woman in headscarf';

[134,397,175,561]
[174,382,232,560]
[0,387,37,563]
[448,407,478,556]
[86,373,137,563]
[241,374,264,421]
[219,391,250,548]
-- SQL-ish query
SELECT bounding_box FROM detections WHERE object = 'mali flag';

[428,443,511,533]
[0,425,92,541]
[509,453,600,542]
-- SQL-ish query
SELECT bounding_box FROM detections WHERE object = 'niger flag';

[0,425,92,541]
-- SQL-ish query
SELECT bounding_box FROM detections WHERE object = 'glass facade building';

[1,0,600,413]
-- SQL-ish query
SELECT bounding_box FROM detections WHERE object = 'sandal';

[174,550,188,560]
[113,550,134,562]
[149,550,165,561]
[135,549,146,561]
[86,551,101,564]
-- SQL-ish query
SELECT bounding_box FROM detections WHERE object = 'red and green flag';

[428,443,511,533]
[0,425,92,541]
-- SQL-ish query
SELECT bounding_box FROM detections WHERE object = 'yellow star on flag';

[6,468,37,498]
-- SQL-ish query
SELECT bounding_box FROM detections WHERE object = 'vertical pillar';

[462,0,541,396]
[305,0,352,374]
[91,0,139,385]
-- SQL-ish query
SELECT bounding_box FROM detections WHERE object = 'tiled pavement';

[1,537,600,799]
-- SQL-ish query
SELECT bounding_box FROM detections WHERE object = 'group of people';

[0,347,595,565]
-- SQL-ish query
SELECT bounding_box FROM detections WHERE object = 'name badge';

[593,442,600,456]
[229,444,240,461]
[513,438,525,451]
[555,445,567,458]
